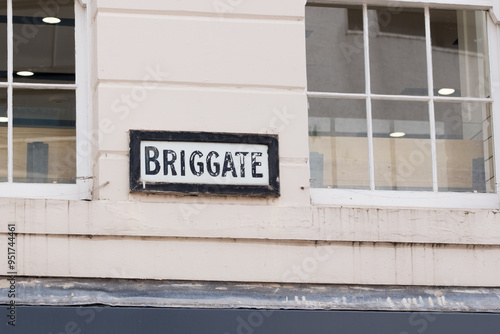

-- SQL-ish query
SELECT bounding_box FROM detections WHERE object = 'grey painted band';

[1,277,499,313]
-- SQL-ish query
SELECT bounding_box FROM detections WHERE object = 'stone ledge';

[1,277,499,313]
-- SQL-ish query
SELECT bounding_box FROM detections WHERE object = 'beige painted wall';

[0,0,499,287]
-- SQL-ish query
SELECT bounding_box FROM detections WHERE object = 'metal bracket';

[78,0,88,7]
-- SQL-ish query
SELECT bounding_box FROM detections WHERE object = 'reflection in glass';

[13,89,76,183]
[369,7,427,95]
[0,0,6,82]
[431,10,490,98]
[13,0,75,84]
[0,89,6,181]
[308,98,369,189]
[435,102,494,192]
[372,100,432,190]
[306,5,365,93]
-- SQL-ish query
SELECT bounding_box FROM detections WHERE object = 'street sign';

[129,131,280,196]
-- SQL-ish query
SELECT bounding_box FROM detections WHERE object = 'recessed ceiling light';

[16,71,34,77]
[0,117,8,123]
[438,88,455,96]
[42,17,61,24]
[390,132,406,138]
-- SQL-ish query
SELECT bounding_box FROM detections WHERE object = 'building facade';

[1,0,500,332]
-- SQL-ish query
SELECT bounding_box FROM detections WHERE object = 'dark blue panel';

[2,306,500,334]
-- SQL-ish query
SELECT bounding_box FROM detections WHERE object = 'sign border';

[129,130,280,196]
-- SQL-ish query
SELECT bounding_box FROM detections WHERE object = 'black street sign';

[129,130,280,196]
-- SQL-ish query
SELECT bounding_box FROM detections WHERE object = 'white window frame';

[307,0,500,209]
[0,0,92,200]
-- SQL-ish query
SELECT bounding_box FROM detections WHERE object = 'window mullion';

[425,6,438,192]
[363,4,375,191]
[75,0,92,199]
[486,15,500,195]
[6,0,12,183]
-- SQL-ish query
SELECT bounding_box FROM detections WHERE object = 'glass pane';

[13,0,75,83]
[369,7,428,96]
[306,5,365,93]
[436,102,494,193]
[431,10,490,98]
[372,100,432,190]
[0,0,6,81]
[308,98,369,189]
[0,89,6,181]
[13,89,76,183]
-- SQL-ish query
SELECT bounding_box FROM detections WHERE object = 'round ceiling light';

[438,88,455,96]
[390,132,406,138]
[42,17,61,24]
[16,71,34,77]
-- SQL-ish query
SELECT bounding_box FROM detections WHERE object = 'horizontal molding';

[96,8,303,22]
[0,235,498,286]
[94,0,304,20]
[97,79,306,92]
[1,199,500,245]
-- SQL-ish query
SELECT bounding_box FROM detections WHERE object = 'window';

[0,0,90,200]
[306,2,499,208]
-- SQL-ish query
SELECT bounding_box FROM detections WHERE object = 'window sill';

[0,180,92,200]
[310,188,500,210]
